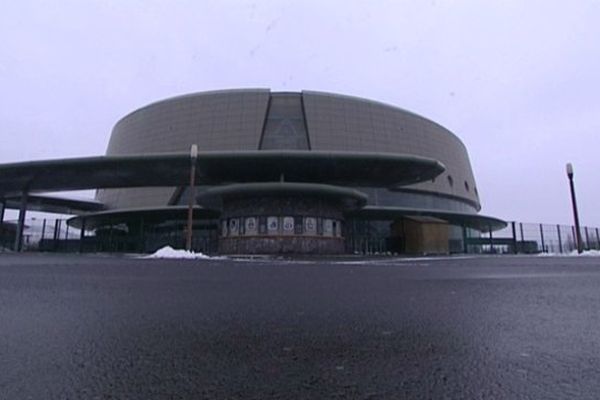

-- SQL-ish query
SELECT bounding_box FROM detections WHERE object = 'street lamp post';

[186,144,198,251]
[566,163,583,254]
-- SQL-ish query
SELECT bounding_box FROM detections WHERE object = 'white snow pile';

[144,246,212,259]
[538,249,600,257]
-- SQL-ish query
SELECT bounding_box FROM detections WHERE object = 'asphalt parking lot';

[1,253,599,399]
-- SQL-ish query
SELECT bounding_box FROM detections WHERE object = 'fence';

[1,217,599,255]
[477,222,600,254]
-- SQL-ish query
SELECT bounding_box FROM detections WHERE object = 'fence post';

[585,227,590,251]
[539,224,545,253]
[557,225,563,253]
[41,218,47,245]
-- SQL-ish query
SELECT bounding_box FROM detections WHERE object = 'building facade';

[85,89,503,254]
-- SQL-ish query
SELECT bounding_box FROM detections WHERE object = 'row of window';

[221,216,343,238]
[436,175,477,195]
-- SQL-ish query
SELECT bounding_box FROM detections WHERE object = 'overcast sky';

[1,0,599,227]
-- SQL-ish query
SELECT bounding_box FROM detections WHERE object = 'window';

[464,181,470,192]
[447,175,454,187]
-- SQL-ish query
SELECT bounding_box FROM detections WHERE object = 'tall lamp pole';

[186,144,198,251]
[566,163,583,254]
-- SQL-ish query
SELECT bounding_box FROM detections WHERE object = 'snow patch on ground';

[144,246,214,259]
[538,250,600,257]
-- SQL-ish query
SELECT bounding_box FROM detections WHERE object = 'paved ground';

[1,254,599,399]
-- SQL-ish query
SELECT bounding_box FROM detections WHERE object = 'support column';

[1,199,6,250]
[53,219,61,251]
[79,218,86,253]
[186,144,198,251]
[14,192,29,252]
[41,219,47,250]
[0,199,5,225]
[520,223,524,242]
[539,224,545,253]
[139,216,145,253]
[488,225,494,254]
[462,225,468,254]
[511,222,517,254]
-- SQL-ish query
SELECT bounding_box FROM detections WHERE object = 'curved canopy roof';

[0,151,444,197]
[197,182,369,211]
[67,205,219,229]
[3,194,105,214]
[346,206,507,232]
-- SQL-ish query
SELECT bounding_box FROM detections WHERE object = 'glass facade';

[259,93,310,150]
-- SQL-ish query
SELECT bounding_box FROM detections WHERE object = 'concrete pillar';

[462,225,468,254]
[14,192,29,252]
[539,224,545,253]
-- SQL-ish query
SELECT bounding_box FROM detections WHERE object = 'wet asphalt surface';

[1,254,599,399]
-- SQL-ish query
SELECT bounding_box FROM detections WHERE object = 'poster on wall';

[283,217,294,234]
[221,220,228,237]
[245,217,257,235]
[229,218,239,236]
[323,219,333,236]
[267,216,279,234]
[304,217,317,235]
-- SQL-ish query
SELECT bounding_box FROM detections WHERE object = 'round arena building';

[92,89,503,254]
[0,89,506,254]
